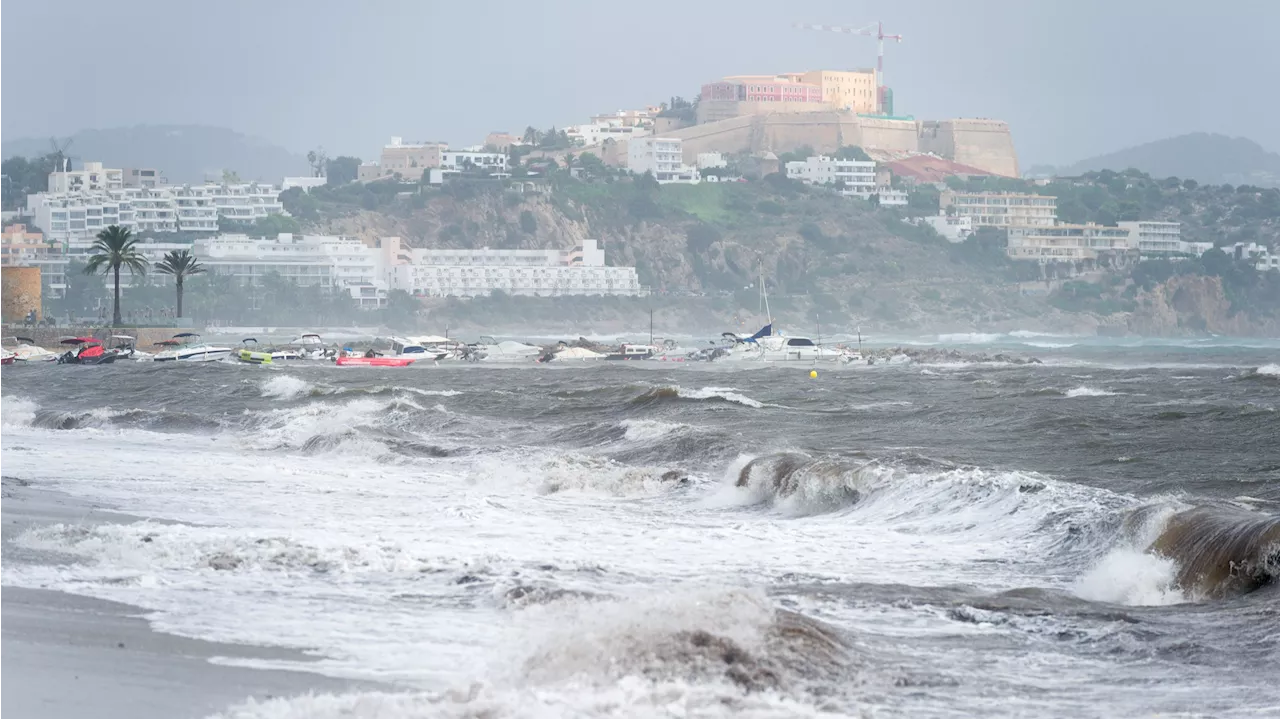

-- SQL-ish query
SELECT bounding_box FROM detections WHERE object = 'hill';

[1032,133,1280,188]
[1,125,308,184]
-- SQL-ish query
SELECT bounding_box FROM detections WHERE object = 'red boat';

[335,356,416,367]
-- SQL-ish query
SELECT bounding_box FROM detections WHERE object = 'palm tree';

[83,225,149,327]
[154,249,207,319]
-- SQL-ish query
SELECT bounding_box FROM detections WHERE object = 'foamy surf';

[1063,386,1120,398]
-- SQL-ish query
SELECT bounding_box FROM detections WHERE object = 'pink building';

[700,80,823,103]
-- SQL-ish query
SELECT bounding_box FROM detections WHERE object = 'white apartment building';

[282,177,328,192]
[875,187,909,206]
[566,121,651,148]
[919,215,974,243]
[697,152,728,170]
[378,237,645,298]
[48,162,124,193]
[1007,223,1134,262]
[785,157,876,197]
[628,138,698,183]
[123,167,166,188]
[941,191,1058,228]
[26,183,287,245]
[194,233,388,307]
[439,150,509,176]
[1117,221,1182,257]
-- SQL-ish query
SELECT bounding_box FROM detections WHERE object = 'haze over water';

[2,335,1277,717]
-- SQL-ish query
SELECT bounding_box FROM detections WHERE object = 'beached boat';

[1,349,14,365]
[469,336,541,361]
[386,336,448,362]
[335,356,416,367]
[604,343,656,361]
[106,335,152,360]
[56,337,118,365]
[236,338,305,364]
[152,333,233,362]
[3,336,59,362]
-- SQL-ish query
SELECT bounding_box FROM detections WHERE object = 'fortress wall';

[851,117,920,153]
[2,267,42,323]
[921,119,1019,177]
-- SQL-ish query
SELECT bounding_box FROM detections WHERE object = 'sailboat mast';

[759,262,772,327]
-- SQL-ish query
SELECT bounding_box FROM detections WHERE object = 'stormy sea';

[2,334,1278,718]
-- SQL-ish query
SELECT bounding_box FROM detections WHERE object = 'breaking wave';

[631,386,764,409]
[1063,386,1119,398]
[259,375,313,400]
[0,396,38,427]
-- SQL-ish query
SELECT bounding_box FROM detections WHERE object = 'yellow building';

[941,191,1057,228]
[2,266,42,323]
[797,70,877,114]
[358,137,445,182]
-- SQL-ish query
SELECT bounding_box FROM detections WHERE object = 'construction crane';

[793,22,903,115]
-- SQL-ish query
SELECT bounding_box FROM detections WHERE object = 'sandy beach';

[1,479,382,719]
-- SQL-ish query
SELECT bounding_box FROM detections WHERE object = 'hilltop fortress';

[591,71,1020,178]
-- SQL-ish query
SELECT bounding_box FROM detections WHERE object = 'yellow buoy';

[809,369,818,379]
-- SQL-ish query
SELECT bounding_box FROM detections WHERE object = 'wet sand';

[1,479,385,719]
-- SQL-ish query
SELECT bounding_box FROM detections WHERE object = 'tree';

[834,145,872,162]
[222,169,242,184]
[83,225,149,326]
[306,147,329,178]
[519,210,538,234]
[154,249,207,318]
[253,214,302,236]
[326,156,361,185]
[523,126,541,145]
[1,154,58,211]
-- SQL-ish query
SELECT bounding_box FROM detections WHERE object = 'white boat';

[106,335,153,361]
[289,333,332,360]
[152,333,233,362]
[386,336,448,362]
[468,336,542,361]
[548,346,605,361]
[3,336,59,362]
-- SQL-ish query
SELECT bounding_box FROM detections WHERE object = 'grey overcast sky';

[3,0,1277,167]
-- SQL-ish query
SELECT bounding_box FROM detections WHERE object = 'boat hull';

[335,357,416,367]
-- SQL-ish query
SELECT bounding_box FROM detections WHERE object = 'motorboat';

[604,343,656,361]
[538,345,606,362]
[3,336,59,362]
[335,356,416,367]
[56,337,118,365]
[386,336,448,362]
[468,336,541,361]
[152,332,233,362]
[106,335,153,360]
[236,338,304,364]
[1,349,14,365]
[289,333,331,360]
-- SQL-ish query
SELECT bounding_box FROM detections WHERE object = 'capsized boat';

[56,337,118,365]
[3,336,58,362]
[335,356,416,367]
[153,333,233,362]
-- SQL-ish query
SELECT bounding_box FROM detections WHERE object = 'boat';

[236,338,304,364]
[1,349,14,365]
[106,335,153,360]
[56,337,118,365]
[3,336,59,362]
[468,336,541,361]
[289,333,332,360]
[335,356,416,367]
[604,343,656,361]
[152,333,233,362]
[386,336,448,361]
[538,345,606,362]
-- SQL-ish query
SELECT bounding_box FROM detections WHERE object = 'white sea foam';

[400,387,463,397]
[1256,363,1280,377]
[619,418,686,442]
[1073,548,1185,606]
[1024,341,1077,349]
[259,375,313,400]
[677,386,764,408]
[937,332,1002,344]
[1,396,38,427]
[1063,386,1119,398]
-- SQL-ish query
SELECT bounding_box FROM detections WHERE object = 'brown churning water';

[1147,507,1280,599]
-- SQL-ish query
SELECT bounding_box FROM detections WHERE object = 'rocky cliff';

[1128,275,1280,336]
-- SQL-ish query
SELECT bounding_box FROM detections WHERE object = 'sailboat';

[713,266,849,363]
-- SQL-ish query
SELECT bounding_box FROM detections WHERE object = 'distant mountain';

[1,125,309,184]
[1029,133,1280,188]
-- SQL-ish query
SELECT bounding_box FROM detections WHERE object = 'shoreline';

[1,479,388,719]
